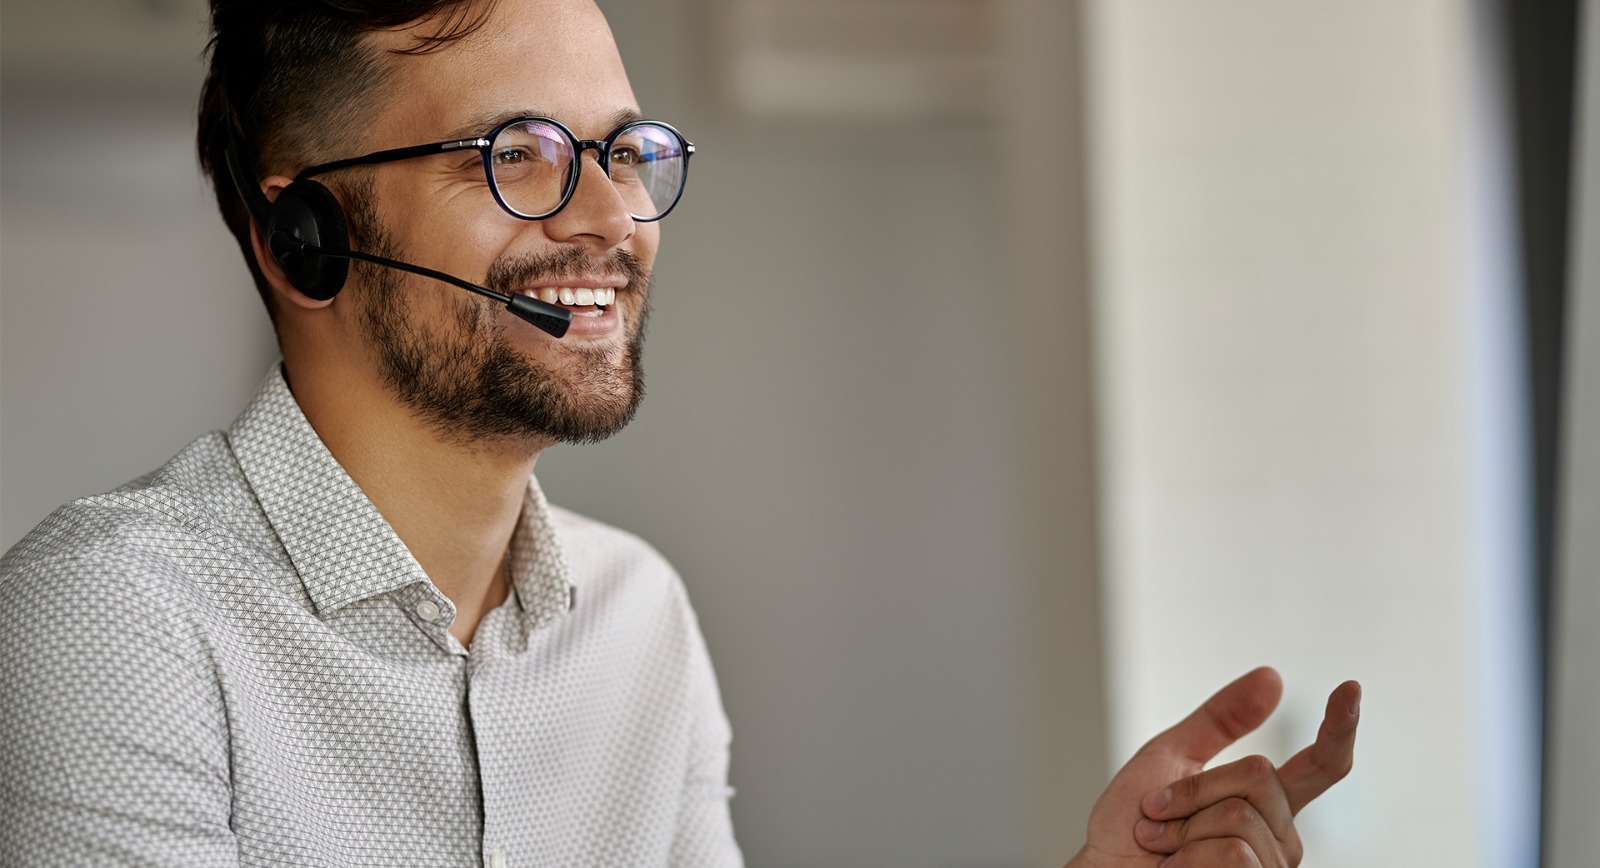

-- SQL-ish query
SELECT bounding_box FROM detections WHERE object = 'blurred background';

[3,0,1597,866]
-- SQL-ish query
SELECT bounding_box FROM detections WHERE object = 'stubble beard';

[345,192,651,448]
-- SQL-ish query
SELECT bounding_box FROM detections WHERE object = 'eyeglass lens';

[490,120,687,220]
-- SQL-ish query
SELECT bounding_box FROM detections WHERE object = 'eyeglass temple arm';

[296,139,489,180]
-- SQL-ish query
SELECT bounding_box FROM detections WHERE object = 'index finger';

[1278,680,1361,814]
[1140,666,1283,765]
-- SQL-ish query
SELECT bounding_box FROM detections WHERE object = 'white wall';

[1085,2,1535,866]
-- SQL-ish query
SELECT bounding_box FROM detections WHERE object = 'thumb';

[1139,666,1283,765]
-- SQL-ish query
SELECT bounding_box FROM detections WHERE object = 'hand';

[1065,668,1360,868]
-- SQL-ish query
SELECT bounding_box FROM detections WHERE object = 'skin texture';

[1068,668,1361,868]
[247,0,655,647]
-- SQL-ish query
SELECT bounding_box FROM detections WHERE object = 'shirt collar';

[228,367,425,616]
[506,475,578,637]
[227,366,573,630]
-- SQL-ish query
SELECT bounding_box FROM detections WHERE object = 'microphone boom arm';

[270,233,573,338]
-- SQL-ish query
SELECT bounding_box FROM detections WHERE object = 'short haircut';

[195,0,495,318]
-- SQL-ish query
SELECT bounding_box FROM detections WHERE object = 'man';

[0,1,1359,865]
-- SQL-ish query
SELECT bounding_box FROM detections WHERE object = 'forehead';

[368,0,640,140]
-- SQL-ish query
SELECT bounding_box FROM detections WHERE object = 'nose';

[539,150,635,250]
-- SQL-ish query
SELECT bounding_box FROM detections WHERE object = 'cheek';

[369,173,522,271]
[403,212,524,281]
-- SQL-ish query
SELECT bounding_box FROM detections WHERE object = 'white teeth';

[520,286,618,307]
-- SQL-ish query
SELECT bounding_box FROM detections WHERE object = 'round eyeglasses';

[295,117,695,222]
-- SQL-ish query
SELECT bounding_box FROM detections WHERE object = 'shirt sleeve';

[0,547,240,867]
[668,589,745,868]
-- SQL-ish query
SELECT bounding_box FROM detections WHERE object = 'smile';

[516,286,617,320]
[519,287,616,306]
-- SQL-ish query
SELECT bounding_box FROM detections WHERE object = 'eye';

[493,146,532,166]
[609,145,642,167]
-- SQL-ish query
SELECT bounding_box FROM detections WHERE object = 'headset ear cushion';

[267,180,350,301]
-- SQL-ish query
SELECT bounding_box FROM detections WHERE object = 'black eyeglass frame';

[295,116,695,223]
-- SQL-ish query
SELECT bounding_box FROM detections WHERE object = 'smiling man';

[0,1,1357,866]
[2,1,736,865]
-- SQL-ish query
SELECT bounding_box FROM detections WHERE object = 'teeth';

[520,287,619,307]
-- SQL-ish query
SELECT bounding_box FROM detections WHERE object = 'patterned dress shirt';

[0,368,743,867]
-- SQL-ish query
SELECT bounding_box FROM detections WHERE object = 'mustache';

[484,247,650,294]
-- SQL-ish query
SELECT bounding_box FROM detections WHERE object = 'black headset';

[223,127,351,301]
[220,124,571,336]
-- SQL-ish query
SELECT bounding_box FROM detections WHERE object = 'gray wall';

[1,1,1103,865]
[0,85,279,541]
[562,3,1039,861]
[1548,2,1600,866]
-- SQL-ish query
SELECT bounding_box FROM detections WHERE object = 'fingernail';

[1145,787,1172,814]
[1136,819,1165,842]
[1159,857,1175,868]
[1350,699,1361,717]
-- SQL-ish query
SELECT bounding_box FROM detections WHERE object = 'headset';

[222,125,572,337]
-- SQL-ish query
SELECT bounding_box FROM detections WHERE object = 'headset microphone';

[270,234,573,338]
[223,130,572,338]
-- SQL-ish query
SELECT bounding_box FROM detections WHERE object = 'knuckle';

[1241,754,1276,782]
[1221,837,1255,862]
[1316,750,1354,783]
[1177,773,1206,802]
[1219,796,1256,827]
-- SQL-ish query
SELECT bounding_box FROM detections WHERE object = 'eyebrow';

[603,108,646,132]
[443,107,647,141]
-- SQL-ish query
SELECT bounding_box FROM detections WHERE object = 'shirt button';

[415,599,443,622]
[489,852,507,868]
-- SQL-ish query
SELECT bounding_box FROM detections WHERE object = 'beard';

[344,188,651,447]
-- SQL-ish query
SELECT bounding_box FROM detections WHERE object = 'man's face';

[343,0,660,448]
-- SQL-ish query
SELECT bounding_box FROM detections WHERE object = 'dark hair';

[196,0,494,317]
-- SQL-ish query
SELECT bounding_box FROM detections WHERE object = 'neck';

[284,358,546,647]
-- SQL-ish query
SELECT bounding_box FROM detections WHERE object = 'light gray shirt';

[0,368,742,867]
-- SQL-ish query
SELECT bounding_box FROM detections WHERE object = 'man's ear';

[249,176,337,311]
